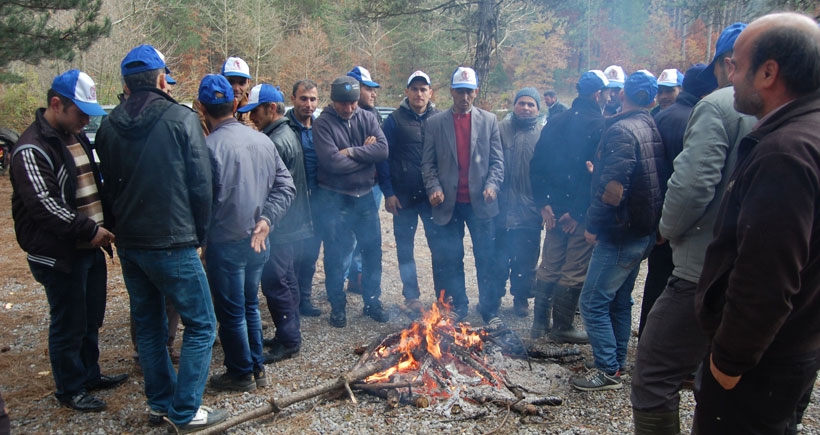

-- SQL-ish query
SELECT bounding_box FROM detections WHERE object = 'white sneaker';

[174,406,228,433]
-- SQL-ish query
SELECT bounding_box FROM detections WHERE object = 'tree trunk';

[473,0,498,104]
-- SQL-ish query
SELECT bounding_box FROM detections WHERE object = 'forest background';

[0,0,818,132]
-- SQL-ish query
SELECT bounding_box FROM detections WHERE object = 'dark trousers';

[495,227,541,299]
[29,249,107,401]
[296,192,325,306]
[638,240,673,338]
[693,348,819,434]
[429,202,501,321]
[631,277,709,412]
[0,391,10,435]
[392,198,439,300]
[314,187,383,309]
[261,242,301,347]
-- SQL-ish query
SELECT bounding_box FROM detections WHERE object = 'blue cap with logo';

[624,70,658,107]
[451,66,478,90]
[237,84,285,113]
[347,66,380,88]
[121,44,168,77]
[222,57,251,79]
[198,74,234,105]
[51,70,107,116]
[657,69,684,87]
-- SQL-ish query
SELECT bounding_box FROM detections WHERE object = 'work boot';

[329,306,347,328]
[299,300,321,317]
[633,409,681,435]
[549,285,589,344]
[530,280,555,339]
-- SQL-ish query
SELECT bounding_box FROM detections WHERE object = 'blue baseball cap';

[165,73,177,85]
[657,69,683,87]
[624,70,658,107]
[51,70,107,116]
[121,44,168,77]
[237,84,285,113]
[198,74,234,105]
[347,66,380,88]
[576,70,609,95]
[702,22,747,81]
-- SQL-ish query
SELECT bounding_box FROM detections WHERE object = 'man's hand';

[339,148,351,157]
[558,213,578,234]
[363,136,377,146]
[251,219,270,253]
[540,205,556,231]
[90,227,115,247]
[429,191,444,207]
[584,230,597,245]
[483,188,496,203]
[385,195,402,216]
[710,353,742,390]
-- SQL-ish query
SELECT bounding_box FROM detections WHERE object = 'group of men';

[6,10,820,434]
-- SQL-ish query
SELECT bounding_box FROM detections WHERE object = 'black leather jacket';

[96,88,212,249]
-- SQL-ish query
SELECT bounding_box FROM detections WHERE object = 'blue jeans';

[314,187,383,310]
[345,185,383,278]
[205,237,268,377]
[429,202,501,321]
[495,226,542,299]
[118,246,216,426]
[392,198,439,300]
[29,249,106,401]
[580,235,652,374]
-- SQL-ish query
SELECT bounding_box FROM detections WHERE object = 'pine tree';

[0,0,111,83]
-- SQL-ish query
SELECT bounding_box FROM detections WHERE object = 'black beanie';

[331,76,360,102]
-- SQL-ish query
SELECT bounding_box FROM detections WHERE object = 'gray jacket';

[497,116,542,230]
[659,86,755,282]
[421,106,504,225]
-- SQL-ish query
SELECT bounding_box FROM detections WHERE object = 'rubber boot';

[633,409,680,435]
[530,280,555,339]
[549,286,589,344]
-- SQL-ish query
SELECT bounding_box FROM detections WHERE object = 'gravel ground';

[0,173,818,434]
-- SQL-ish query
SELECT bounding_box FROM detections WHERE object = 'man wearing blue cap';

[96,45,223,430]
[529,70,610,342]
[572,70,666,392]
[240,83,310,363]
[636,63,718,340]
[630,22,754,434]
[495,87,543,318]
[421,66,504,325]
[693,13,820,433]
[10,69,126,412]
[200,75,295,390]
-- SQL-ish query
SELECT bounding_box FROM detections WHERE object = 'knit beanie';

[330,76,360,102]
[514,87,541,111]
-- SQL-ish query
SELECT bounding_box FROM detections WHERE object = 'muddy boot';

[549,286,589,344]
[633,409,680,435]
[530,280,555,339]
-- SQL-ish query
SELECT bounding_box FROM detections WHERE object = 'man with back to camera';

[96,44,224,431]
[421,66,504,325]
[10,69,127,413]
[379,70,441,317]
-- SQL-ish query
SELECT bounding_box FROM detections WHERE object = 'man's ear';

[758,59,779,88]
[48,95,62,112]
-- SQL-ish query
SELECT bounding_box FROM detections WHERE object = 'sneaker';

[583,359,627,373]
[148,409,167,426]
[264,343,300,364]
[173,406,228,434]
[86,373,129,391]
[208,372,256,392]
[405,298,424,318]
[486,316,508,331]
[254,367,270,388]
[571,368,622,391]
[329,309,347,328]
[513,297,529,317]
[447,305,468,323]
[58,392,106,412]
[363,304,389,322]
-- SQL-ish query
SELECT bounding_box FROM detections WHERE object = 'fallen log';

[189,354,400,435]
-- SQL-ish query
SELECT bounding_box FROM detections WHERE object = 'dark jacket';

[96,88,212,249]
[548,100,569,119]
[530,97,605,222]
[653,91,700,191]
[10,109,108,273]
[696,92,820,376]
[285,109,318,190]
[262,117,313,244]
[380,98,439,205]
[587,109,665,240]
[498,115,542,230]
[313,104,388,197]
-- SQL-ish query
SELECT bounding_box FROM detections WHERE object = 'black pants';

[638,240,673,338]
[0,390,9,435]
[693,348,819,434]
